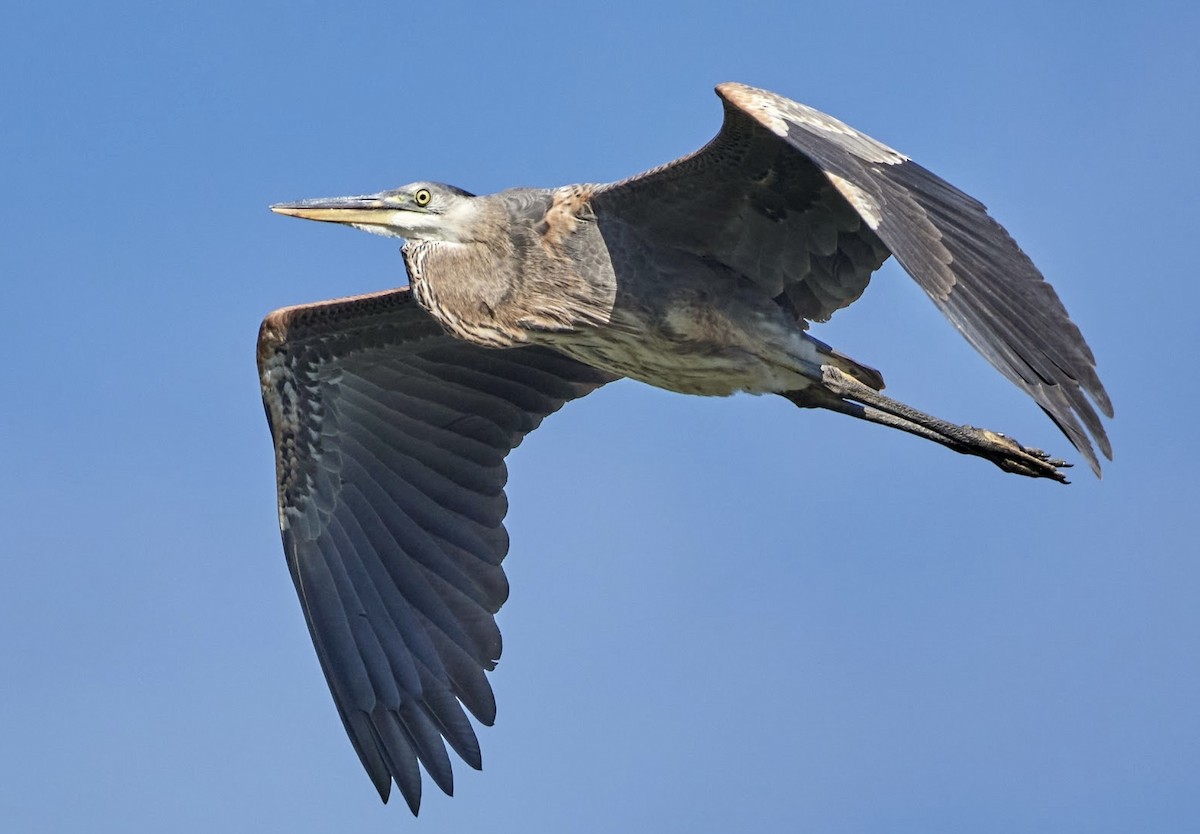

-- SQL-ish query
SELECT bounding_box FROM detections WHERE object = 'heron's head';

[271,182,480,243]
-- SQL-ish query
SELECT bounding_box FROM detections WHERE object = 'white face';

[382,182,483,243]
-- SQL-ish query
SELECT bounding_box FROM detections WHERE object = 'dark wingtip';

[398,782,422,816]
[375,778,391,804]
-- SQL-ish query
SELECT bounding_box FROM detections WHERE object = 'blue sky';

[3,1,1197,831]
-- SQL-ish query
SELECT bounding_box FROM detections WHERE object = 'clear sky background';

[3,2,1197,832]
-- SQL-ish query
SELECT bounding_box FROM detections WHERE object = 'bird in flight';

[262,82,1112,813]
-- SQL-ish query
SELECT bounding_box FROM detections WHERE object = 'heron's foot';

[960,426,1071,483]
[786,367,1072,483]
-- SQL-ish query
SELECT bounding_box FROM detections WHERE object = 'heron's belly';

[540,324,820,397]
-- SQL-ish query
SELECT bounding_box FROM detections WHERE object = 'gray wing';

[592,82,1112,474]
[258,287,616,814]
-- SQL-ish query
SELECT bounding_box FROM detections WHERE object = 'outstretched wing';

[592,82,1112,474]
[258,287,616,813]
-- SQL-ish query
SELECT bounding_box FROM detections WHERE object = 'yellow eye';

[414,188,432,207]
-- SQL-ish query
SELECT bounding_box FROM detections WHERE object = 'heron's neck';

[403,236,523,348]
[403,191,618,347]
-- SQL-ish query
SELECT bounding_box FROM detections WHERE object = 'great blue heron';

[261,82,1111,813]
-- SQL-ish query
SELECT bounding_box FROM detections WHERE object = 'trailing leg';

[782,366,1070,482]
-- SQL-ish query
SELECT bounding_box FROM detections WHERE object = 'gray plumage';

[261,82,1112,813]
